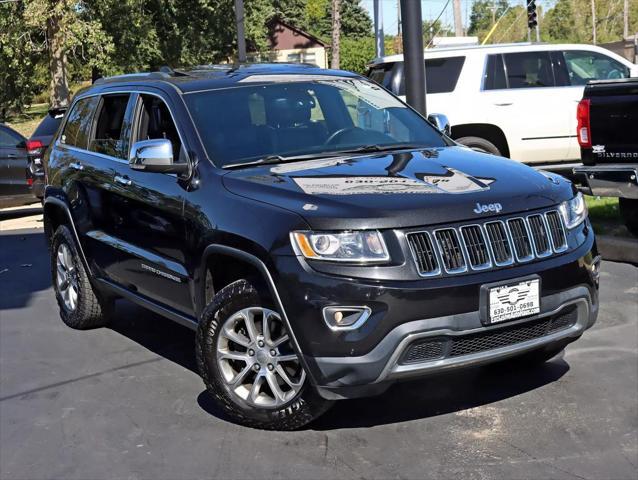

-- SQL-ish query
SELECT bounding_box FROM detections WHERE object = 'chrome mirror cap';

[130,139,173,169]
[427,113,451,137]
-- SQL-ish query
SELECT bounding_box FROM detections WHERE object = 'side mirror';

[427,113,451,137]
[129,139,188,174]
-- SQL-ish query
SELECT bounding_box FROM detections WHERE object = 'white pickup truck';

[367,43,638,167]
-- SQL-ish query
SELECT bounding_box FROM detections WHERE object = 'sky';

[361,0,554,34]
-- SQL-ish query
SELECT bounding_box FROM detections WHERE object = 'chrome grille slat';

[406,232,440,276]
[527,214,552,257]
[406,209,568,276]
[460,225,491,270]
[484,221,514,266]
[434,228,467,273]
[545,211,568,252]
[507,218,534,262]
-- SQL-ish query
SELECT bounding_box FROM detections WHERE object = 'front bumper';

[312,286,596,400]
[271,228,600,400]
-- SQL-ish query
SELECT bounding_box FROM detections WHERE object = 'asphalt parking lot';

[1,228,637,480]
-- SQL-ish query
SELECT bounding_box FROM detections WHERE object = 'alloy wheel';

[216,307,305,408]
[56,243,79,311]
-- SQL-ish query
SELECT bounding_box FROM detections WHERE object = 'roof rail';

[93,66,192,85]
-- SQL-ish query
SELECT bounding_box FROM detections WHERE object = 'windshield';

[185,78,446,167]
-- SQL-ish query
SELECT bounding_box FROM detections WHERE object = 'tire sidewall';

[456,136,501,156]
[196,279,330,429]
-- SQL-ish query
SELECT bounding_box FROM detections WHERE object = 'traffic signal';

[527,0,538,29]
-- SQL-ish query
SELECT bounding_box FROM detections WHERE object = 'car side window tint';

[564,50,630,85]
[424,56,466,93]
[503,51,555,88]
[89,94,131,159]
[0,127,23,147]
[60,97,99,149]
[484,54,507,90]
[136,95,185,163]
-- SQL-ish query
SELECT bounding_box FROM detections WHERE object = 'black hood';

[222,146,574,230]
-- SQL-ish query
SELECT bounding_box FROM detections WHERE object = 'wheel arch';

[451,123,511,158]
[197,244,313,382]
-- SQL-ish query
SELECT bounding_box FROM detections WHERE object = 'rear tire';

[196,279,332,430]
[619,197,638,237]
[51,225,112,329]
[456,136,502,156]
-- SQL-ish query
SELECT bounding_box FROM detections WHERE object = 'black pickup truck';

[574,78,638,236]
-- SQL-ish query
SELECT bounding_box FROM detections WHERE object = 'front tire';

[51,225,111,329]
[196,279,332,430]
[456,136,502,156]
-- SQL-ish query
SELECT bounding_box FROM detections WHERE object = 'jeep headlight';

[559,192,588,229]
[291,231,389,262]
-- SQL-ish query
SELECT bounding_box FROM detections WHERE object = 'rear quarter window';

[60,97,100,149]
[393,56,466,95]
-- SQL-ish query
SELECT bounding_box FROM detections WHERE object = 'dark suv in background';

[43,64,600,430]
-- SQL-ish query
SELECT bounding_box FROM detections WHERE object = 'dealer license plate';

[488,279,540,324]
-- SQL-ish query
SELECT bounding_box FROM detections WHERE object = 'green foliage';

[468,0,509,36]
[339,37,376,73]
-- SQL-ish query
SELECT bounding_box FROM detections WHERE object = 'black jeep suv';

[43,64,600,430]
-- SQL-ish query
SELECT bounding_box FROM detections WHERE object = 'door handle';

[7,153,17,158]
[114,175,132,186]
[493,102,513,106]
[70,162,84,171]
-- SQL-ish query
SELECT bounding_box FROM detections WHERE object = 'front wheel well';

[202,253,272,307]
[451,123,510,158]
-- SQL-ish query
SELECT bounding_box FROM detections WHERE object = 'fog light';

[323,306,371,331]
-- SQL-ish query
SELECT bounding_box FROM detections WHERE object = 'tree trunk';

[48,13,70,107]
[331,0,340,69]
[590,0,597,45]
[623,0,629,39]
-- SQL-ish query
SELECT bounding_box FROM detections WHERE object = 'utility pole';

[373,0,385,58]
[395,0,402,54]
[331,0,341,69]
[453,0,463,37]
[234,0,246,62]
[623,0,629,39]
[591,0,597,44]
[400,0,427,116]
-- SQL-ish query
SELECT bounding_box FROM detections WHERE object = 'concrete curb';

[597,234,638,265]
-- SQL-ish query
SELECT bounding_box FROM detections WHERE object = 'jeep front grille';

[406,209,568,277]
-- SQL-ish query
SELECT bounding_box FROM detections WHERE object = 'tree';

[22,0,113,107]
[468,0,509,36]
[331,0,341,68]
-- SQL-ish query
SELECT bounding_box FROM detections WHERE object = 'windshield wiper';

[224,151,351,169]
[330,144,430,155]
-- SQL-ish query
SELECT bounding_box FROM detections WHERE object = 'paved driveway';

[1,229,637,480]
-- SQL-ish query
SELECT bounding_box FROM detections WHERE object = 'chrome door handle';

[70,162,84,171]
[7,153,17,158]
[493,102,513,106]
[114,175,132,186]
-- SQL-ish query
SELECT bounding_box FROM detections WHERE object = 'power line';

[425,0,452,48]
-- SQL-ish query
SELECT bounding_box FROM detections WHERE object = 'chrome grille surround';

[407,209,569,277]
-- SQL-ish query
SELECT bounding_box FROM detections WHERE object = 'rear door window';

[484,54,507,90]
[60,97,100,149]
[563,50,630,85]
[89,94,132,159]
[424,56,465,93]
[503,51,555,88]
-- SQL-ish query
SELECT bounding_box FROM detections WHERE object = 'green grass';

[5,103,49,138]
[585,195,630,237]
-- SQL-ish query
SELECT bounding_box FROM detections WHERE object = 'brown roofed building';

[248,19,330,68]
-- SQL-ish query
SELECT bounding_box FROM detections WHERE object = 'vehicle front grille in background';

[406,232,439,275]
[460,225,491,269]
[407,209,568,276]
[435,229,466,273]
[399,306,578,365]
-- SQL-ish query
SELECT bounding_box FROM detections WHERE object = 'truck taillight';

[26,139,44,155]
[576,99,591,148]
